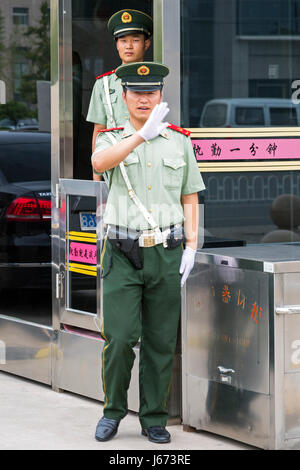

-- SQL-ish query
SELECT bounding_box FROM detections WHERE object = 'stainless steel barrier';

[182,244,300,450]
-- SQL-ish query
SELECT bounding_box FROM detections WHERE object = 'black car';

[0,131,51,289]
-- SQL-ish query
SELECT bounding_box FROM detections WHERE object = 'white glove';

[138,102,169,141]
[179,246,196,287]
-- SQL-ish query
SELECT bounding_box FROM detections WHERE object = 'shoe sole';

[141,429,171,444]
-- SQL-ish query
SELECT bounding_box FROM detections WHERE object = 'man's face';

[116,34,150,64]
[122,89,162,122]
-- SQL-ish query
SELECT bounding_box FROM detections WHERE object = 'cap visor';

[124,85,162,92]
[115,29,148,38]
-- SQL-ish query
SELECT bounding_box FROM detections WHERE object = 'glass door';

[0,0,52,326]
[57,179,107,332]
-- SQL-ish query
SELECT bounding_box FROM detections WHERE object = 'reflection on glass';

[237,0,300,37]
[72,0,153,179]
[0,0,51,324]
[181,0,300,128]
[202,171,300,245]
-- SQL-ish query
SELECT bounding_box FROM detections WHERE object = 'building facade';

[0,0,50,103]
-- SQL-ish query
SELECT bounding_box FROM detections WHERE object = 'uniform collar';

[121,119,170,139]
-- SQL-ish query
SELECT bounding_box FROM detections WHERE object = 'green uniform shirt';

[86,71,129,127]
[93,120,205,230]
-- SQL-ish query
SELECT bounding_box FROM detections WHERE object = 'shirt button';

[147,162,152,167]
[148,185,152,190]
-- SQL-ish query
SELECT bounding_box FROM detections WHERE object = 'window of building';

[12,47,30,100]
[12,7,29,26]
[181,0,300,128]
[237,0,300,36]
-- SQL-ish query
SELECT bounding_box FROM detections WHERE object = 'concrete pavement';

[0,371,256,450]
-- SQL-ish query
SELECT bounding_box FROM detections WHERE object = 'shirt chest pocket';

[102,91,118,106]
[162,158,186,189]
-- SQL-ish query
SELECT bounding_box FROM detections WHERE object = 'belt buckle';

[143,234,155,247]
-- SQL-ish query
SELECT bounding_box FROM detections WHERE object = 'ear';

[144,38,151,52]
[121,91,126,104]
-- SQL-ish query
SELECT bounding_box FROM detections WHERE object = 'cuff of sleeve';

[93,169,103,175]
[182,184,206,195]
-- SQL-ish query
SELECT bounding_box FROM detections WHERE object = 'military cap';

[107,9,153,38]
[115,61,169,92]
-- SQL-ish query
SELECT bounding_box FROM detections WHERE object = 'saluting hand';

[138,102,170,142]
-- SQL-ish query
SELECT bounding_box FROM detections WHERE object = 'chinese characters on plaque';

[192,138,299,162]
[212,284,263,325]
[69,241,97,264]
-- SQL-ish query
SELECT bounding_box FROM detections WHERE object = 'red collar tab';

[167,123,191,137]
[97,127,124,133]
[96,69,116,80]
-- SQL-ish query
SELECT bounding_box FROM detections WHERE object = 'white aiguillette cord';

[105,132,161,234]
[103,75,160,234]
[103,75,116,127]
[99,75,117,187]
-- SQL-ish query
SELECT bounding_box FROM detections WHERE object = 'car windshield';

[0,140,50,183]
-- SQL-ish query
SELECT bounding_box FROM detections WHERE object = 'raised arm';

[91,102,169,173]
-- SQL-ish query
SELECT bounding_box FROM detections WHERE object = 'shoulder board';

[95,69,116,80]
[167,123,191,137]
[97,127,124,133]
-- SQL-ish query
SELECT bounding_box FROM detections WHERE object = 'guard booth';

[1,0,300,448]
[0,0,181,418]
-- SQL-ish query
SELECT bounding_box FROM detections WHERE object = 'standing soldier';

[86,9,153,180]
[92,62,205,444]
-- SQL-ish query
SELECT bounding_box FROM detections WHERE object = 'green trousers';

[101,239,182,429]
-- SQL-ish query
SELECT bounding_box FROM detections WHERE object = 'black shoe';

[142,426,171,443]
[95,416,120,442]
